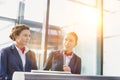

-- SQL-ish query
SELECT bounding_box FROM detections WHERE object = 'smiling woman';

[43,31,81,74]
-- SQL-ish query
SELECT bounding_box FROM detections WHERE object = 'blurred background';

[0,0,120,76]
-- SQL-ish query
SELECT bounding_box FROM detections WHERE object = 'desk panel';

[13,72,120,80]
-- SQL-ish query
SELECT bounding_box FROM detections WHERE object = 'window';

[0,0,19,18]
[104,0,120,76]
[0,20,15,49]
[49,0,97,75]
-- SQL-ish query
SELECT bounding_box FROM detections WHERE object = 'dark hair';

[9,24,30,41]
[66,32,78,45]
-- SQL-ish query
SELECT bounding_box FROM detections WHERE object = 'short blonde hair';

[66,32,78,45]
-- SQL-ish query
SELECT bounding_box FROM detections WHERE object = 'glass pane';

[24,21,62,69]
[24,0,63,69]
[0,20,15,50]
[104,0,120,75]
[24,0,44,22]
[0,0,19,18]
[24,0,45,68]
[49,0,98,75]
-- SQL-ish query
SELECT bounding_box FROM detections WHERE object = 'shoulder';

[49,49,62,55]
[0,45,15,58]
[27,50,35,55]
[28,50,35,53]
[0,45,14,54]
[27,50,36,58]
[1,46,10,51]
[73,53,81,61]
[48,50,63,58]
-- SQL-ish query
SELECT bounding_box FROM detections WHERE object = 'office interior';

[0,0,120,76]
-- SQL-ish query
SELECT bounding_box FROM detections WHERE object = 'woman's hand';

[63,64,71,72]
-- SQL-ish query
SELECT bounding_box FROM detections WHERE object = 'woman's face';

[15,29,30,46]
[63,34,76,52]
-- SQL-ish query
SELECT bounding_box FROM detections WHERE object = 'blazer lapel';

[60,50,64,65]
[25,51,31,71]
[54,50,64,71]
[69,54,76,71]
[11,44,23,70]
[59,50,64,70]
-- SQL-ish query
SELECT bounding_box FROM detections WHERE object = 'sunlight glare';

[80,6,98,27]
